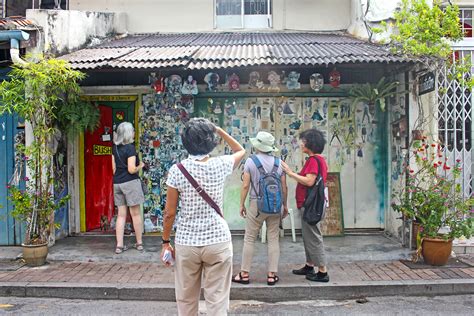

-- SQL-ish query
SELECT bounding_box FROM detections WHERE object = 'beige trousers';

[175,241,233,316]
[241,200,281,273]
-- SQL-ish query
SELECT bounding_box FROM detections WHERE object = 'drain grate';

[0,260,26,271]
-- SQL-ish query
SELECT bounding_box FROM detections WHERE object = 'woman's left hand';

[281,161,293,176]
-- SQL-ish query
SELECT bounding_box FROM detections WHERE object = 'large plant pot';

[22,243,48,267]
[421,238,453,266]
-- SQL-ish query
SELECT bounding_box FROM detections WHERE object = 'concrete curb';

[1,279,474,301]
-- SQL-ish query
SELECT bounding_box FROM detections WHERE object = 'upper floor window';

[215,0,272,29]
[459,8,473,37]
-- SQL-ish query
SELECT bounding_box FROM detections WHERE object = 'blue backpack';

[250,155,283,215]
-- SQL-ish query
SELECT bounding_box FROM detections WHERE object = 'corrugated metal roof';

[60,32,409,70]
[0,16,38,30]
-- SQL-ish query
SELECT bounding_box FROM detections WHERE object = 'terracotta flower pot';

[421,237,453,266]
[22,243,48,267]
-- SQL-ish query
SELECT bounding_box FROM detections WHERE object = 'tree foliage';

[377,0,462,59]
[0,55,98,244]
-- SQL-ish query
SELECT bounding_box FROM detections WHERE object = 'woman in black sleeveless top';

[112,122,145,254]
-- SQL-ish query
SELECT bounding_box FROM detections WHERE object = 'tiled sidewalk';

[1,258,473,286]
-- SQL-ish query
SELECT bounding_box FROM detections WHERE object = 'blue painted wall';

[54,187,69,239]
[0,113,24,245]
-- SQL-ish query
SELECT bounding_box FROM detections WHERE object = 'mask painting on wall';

[181,75,198,95]
[286,71,301,90]
[149,72,164,94]
[267,70,281,92]
[227,73,240,91]
[329,68,341,88]
[310,73,324,92]
[248,71,264,89]
[204,72,220,91]
[165,75,183,96]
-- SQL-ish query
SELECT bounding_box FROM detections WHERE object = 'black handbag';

[302,156,326,225]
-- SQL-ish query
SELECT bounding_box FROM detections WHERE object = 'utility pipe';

[0,30,30,65]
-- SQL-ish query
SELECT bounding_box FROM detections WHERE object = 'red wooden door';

[84,105,114,231]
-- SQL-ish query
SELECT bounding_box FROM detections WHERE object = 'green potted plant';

[349,77,399,114]
[392,139,474,265]
[0,55,98,266]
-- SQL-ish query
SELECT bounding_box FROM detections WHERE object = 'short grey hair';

[114,122,135,145]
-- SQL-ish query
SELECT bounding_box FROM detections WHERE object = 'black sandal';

[232,272,250,284]
[115,245,128,254]
[267,274,279,286]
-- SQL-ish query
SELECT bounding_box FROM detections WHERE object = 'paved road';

[0,295,473,315]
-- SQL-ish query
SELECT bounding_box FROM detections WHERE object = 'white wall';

[69,0,351,33]
[273,0,351,31]
[69,0,214,33]
[26,9,126,56]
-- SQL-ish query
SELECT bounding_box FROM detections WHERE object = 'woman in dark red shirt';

[281,128,329,282]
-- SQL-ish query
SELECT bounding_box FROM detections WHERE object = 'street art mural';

[138,88,388,230]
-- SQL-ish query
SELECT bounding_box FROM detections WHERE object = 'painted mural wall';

[137,75,388,232]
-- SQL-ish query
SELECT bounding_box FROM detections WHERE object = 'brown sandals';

[267,274,279,286]
[232,272,250,284]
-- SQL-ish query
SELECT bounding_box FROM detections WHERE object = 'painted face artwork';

[329,68,341,88]
[204,72,220,91]
[310,73,324,91]
[166,75,182,96]
[286,71,301,90]
[248,71,260,89]
[149,73,164,93]
[227,73,240,91]
[267,71,281,92]
[181,75,198,95]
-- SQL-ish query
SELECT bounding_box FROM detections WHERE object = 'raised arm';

[215,126,245,169]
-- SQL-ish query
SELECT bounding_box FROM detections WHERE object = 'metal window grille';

[244,0,270,15]
[437,50,473,198]
[216,0,271,16]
